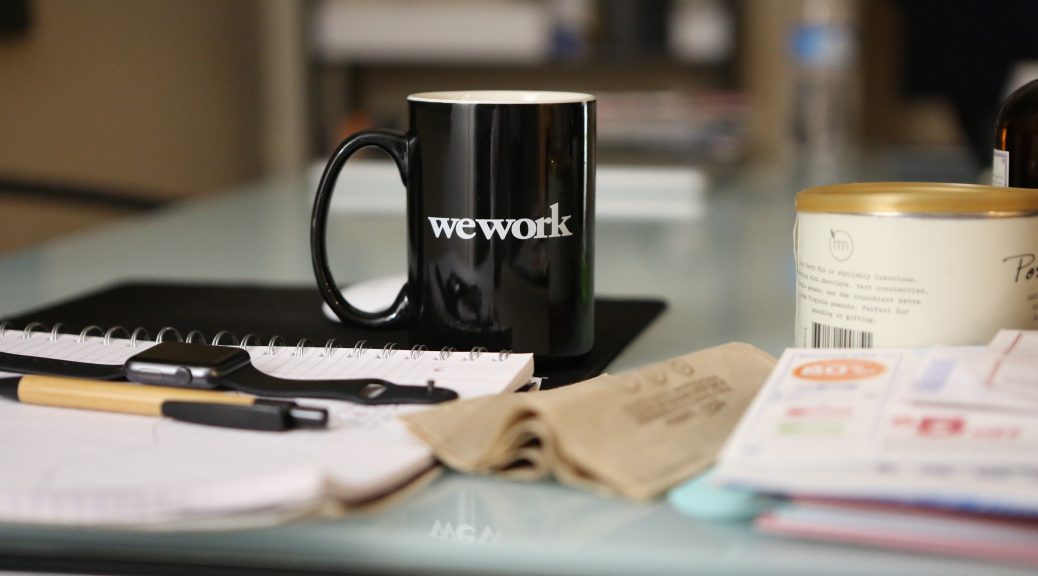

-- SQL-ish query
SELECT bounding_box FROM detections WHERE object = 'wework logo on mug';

[427,203,573,240]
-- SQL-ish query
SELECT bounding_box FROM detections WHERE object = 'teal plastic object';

[667,469,778,522]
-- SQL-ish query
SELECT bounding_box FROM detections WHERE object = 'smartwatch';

[125,342,456,405]
[0,341,457,405]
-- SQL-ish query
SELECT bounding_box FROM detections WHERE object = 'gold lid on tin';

[796,182,1038,214]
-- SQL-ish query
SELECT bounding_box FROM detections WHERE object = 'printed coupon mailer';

[714,347,1038,514]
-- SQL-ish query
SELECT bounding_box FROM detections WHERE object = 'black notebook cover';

[6,282,665,388]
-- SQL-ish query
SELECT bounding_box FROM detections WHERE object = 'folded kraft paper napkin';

[401,342,776,500]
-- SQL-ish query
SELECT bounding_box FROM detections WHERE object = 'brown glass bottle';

[994,78,1038,187]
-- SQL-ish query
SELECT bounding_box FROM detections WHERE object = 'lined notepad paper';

[0,330,533,526]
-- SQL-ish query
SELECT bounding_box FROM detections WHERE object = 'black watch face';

[129,342,250,368]
[126,342,252,388]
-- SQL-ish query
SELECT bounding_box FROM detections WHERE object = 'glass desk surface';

[0,152,1028,576]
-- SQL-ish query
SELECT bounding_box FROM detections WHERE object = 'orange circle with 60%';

[793,359,886,381]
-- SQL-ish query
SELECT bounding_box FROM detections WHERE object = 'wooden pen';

[0,375,327,431]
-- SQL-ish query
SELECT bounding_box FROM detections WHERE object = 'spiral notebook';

[0,328,533,526]
[4,281,666,387]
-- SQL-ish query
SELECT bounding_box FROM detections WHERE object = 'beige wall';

[0,0,263,199]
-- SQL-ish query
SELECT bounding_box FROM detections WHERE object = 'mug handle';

[310,129,412,328]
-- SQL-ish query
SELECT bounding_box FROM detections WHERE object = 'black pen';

[0,375,328,431]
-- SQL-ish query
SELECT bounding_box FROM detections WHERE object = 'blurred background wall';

[0,0,266,251]
[1,0,1034,252]
[0,0,263,197]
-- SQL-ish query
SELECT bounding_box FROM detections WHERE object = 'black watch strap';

[0,351,126,380]
[222,363,458,405]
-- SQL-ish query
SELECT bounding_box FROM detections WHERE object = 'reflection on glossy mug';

[311,91,596,357]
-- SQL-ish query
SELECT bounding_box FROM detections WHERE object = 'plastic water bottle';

[790,0,859,178]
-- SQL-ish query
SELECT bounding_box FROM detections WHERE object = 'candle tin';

[794,182,1038,347]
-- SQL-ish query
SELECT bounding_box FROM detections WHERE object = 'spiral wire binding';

[322,338,339,357]
[22,322,47,340]
[49,323,66,341]
[155,327,183,343]
[293,338,313,357]
[408,344,428,360]
[351,340,367,359]
[103,326,130,346]
[263,335,285,356]
[0,320,514,360]
[211,330,238,346]
[77,325,103,343]
[378,342,397,360]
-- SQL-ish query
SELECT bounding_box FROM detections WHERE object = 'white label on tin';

[993,148,1009,187]
[795,213,1038,348]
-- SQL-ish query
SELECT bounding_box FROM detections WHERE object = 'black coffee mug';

[311,91,595,357]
